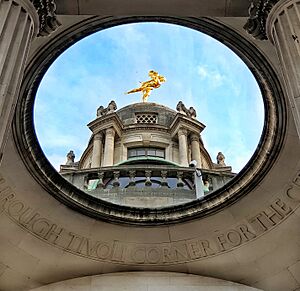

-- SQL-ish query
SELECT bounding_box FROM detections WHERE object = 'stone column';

[178,128,188,167]
[102,128,115,167]
[190,133,202,168]
[0,0,60,163]
[91,132,103,168]
[0,0,39,162]
[265,0,300,137]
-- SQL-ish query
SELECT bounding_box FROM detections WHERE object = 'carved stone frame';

[13,16,287,225]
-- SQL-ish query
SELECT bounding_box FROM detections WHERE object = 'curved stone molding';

[12,16,287,225]
[244,0,279,39]
[29,272,263,290]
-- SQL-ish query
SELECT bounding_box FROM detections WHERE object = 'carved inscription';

[0,173,299,265]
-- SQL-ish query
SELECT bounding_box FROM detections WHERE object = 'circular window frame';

[13,16,286,225]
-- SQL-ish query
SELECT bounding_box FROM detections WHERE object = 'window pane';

[156,149,165,158]
[147,149,156,156]
[128,149,136,157]
[136,149,145,156]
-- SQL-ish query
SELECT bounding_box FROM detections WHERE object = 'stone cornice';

[244,0,279,40]
[88,113,123,137]
[170,113,206,137]
[30,0,61,36]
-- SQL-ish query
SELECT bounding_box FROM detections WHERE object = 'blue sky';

[34,22,264,173]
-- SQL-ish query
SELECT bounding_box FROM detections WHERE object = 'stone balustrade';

[61,165,235,207]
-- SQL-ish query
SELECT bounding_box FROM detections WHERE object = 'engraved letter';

[237,224,256,241]
[272,199,292,216]
[186,240,203,259]
[226,230,242,247]
[131,247,146,264]
[31,218,51,237]
[200,240,215,256]
[7,200,25,217]
[44,224,64,245]
[146,247,161,264]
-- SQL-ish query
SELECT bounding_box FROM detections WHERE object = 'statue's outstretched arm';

[126,87,143,94]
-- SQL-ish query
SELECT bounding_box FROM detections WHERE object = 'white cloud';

[196,65,225,88]
[197,66,208,79]
[211,72,224,88]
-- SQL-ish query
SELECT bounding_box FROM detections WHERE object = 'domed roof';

[116,102,177,127]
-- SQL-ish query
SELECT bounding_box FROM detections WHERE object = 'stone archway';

[0,2,299,291]
[13,16,286,225]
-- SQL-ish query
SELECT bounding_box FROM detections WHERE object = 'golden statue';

[126,70,166,102]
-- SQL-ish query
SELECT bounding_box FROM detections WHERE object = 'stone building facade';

[60,101,234,207]
[0,1,300,291]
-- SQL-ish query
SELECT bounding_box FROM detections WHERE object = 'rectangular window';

[127,147,165,159]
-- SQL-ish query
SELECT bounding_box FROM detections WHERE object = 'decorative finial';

[126,70,166,102]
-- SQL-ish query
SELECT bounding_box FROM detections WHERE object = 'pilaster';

[245,0,300,137]
[267,0,300,137]
[0,0,60,163]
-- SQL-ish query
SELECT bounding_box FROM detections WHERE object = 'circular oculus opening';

[13,16,286,225]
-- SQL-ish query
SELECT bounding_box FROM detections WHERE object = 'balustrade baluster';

[128,170,136,187]
[98,172,105,188]
[83,175,89,189]
[145,170,152,186]
[112,171,120,187]
[176,171,184,188]
[160,170,168,187]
